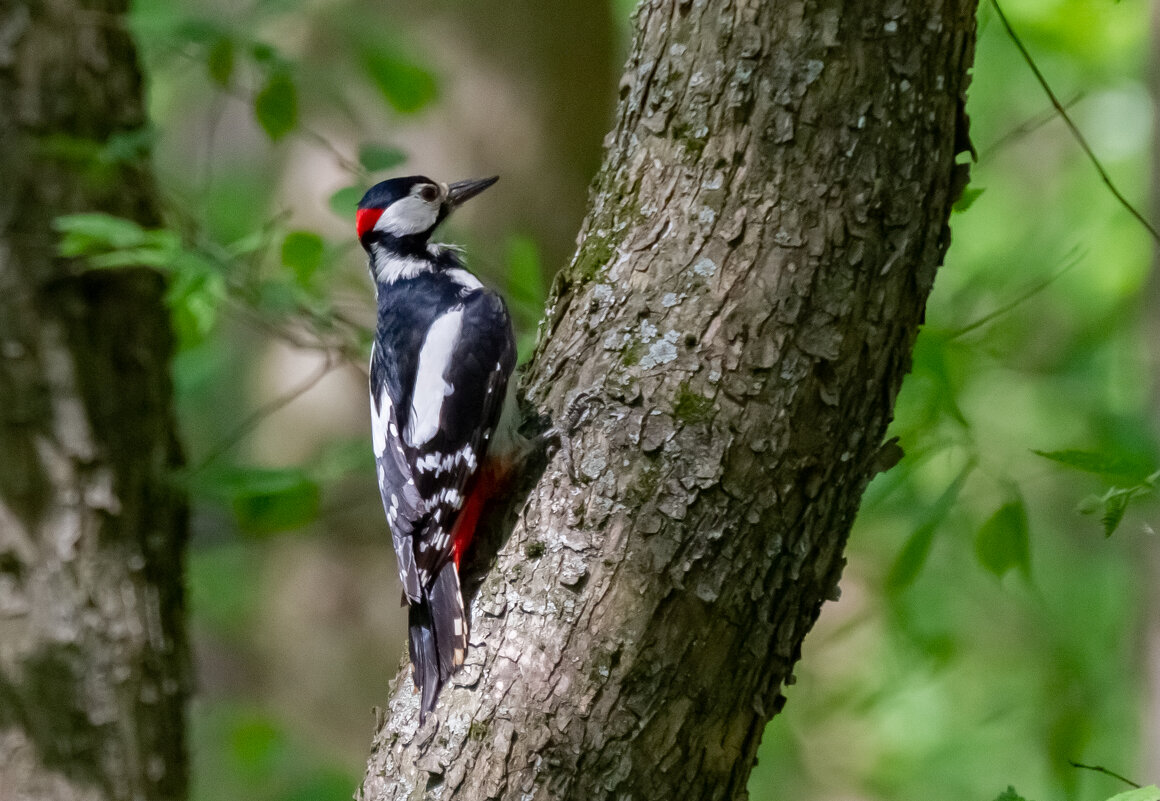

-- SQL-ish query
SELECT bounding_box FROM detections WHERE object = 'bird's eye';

[419,185,440,203]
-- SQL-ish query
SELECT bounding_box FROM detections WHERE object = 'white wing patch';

[370,384,391,457]
[407,306,465,447]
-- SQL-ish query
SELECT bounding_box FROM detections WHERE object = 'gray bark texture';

[0,2,188,800]
[361,0,976,799]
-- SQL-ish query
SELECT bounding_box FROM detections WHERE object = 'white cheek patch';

[407,306,465,446]
[375,195,439,237]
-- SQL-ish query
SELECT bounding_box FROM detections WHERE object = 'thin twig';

[979,92,1084,163]
[170,45,368,182]
[1068,760,1142,789]
[990,0,1160,244]
[199,91,227,198]
[947,247,1084,340]
[187,354,340,475]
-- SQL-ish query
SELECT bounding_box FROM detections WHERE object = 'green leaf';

[1106,787,1160,801]
[225,229,266,258]
[187,544,257,637]
[360,48,438,114]
[173,18,228,45]
[56,213,149,255]
[993,787,1031,801]
[358,143,407,172]
[166,263,225,346]
[1101,488,1133,538]
[256,279,299,316]
[329,185,365,219]
[101,127,157,164]
[974,498,1031,579]
[281,231,325,285]
[1033,449,1154,482]
[86,246,176,270]
[228,715,285,778]
[312,438,373,483]
[886,460,974,592]
[202,466,321,536]
[254,72,297,141]
[280,769,358,801]
[953,186,985,213]
[909,331,971,429]
[249,41,280,65]
[505,234,546,312]
[207,36,234,87]
[1076,494,1103,515]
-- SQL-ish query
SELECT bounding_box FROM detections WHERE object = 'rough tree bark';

[0,2,188,800]
[361,1,976,799]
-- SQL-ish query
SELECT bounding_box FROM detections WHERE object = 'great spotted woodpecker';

[358,175,516,722]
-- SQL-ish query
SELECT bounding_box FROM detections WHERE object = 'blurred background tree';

[51,0,1160,799]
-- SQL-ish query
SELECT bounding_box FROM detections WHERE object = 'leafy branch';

[1034,449,1158,537]
[990,0,1160,243]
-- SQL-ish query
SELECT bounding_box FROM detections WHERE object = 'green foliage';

[206,36,234,86]
[357,143,407,173]
[191,703,356,801]
[886,459,974,592]
[974,496,1031,579]
[1106,787,1160,801]
[994,787,1032,801]
[504,234,546,314]
[191,466,321,537]
[359,46,438,114]
[329,185,365,219]
[503,235,549,360]
[187,543,259,638]
[1034,450,1157,536]
[57,213,176,263]
[1033,449,1155,482]
[166,261,226,346]
[281,231,325,285]
[254,72,298,141]
[56,212,229,345]
[1078,479,1157,538]
[954,186,987,213]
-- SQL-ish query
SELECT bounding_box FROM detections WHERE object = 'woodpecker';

[358,175,516,723]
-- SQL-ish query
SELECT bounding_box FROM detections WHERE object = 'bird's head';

[356,175,498,250]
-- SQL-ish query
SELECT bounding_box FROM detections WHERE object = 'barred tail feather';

[407,602,440,723]
[408,561,469,723]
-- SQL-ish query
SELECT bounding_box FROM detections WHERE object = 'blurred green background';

[108,0,1160,798]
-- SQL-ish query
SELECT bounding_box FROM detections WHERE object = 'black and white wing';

[370,287,516,599]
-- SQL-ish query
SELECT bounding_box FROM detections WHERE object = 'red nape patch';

[356,208,383,239]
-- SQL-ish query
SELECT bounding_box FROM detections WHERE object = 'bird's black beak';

[446,176,498,208]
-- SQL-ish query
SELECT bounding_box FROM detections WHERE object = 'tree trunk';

[0,2,188,800]
[360,1,976,798]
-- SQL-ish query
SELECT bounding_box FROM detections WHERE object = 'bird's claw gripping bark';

[521,389,598,483]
